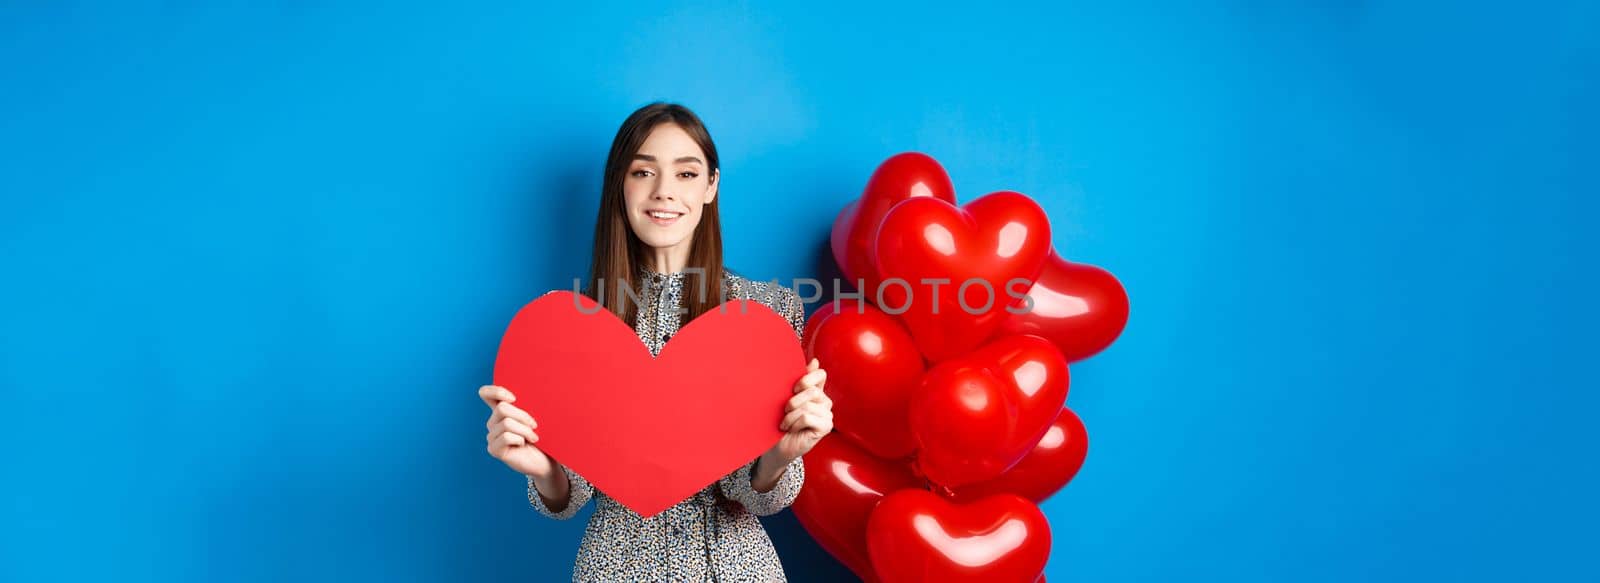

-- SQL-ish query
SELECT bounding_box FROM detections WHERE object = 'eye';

[631,169,653,178]
[678,171,699,179]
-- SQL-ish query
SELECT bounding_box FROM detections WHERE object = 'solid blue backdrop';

[2,1,1595,581]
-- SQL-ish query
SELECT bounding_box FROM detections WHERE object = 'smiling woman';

[588,103,729,325]
[477,102,835,582]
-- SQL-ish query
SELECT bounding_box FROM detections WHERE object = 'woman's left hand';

[773,357,833,462]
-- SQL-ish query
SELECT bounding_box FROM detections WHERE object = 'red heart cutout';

[792,433,923,583]
[873,191,1052,362]
[948,407,1089,504]
[831,152,957,293]
[909,335,1069,488]
[998,251,1130,364]
[867,489,1051,583]
[493,291,806,518]
[803,298,926,460]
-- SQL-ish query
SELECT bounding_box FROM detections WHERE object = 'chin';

[634,229,691,250]
[633,220,697,247]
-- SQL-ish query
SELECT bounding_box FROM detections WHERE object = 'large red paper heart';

[998,250,1130,364]
[803,299,926,460]
[494,291,806,518]
[867,489,1051,583]
[909,334,1069,488]
[792,433,923,583]
[873,191,1052,362]
[830,152,957,294]
[948,407,1089,504]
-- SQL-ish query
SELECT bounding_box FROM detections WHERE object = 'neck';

[648,242,692,275]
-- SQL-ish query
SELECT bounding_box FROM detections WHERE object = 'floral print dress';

[527,267,808,582]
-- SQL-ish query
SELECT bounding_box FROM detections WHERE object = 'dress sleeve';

[778,286,805,340]
[718,455,805,516]
[527,464,593,520]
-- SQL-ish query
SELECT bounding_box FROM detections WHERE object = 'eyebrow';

[632,154,704,165]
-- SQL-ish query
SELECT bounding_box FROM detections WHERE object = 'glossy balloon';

[970,334,1071,448]
[999,251,1129,363]
[804,299,927,459]
[831,152,957,293]
[792,433,923,583]
[873,191,1052,362]
[949,407,1089,504]
[907,362,1018,488]
[866,489,1051,583]
[801,298,842,353]
[908,335,1069,488]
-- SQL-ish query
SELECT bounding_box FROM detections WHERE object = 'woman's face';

[623,123,718,258]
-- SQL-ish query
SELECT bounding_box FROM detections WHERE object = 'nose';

[651,182,676,202]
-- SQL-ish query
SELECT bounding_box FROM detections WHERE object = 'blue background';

[3,1,1596,581]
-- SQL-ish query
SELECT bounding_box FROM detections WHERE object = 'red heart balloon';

[803,298,927,459]
[873,191,1052,362]
[493,292,806,518]
[830,152,957,293]
[948,407,1089,504]
[973,334,1072,445]
[792,433,923,583]
[999,251,1129,363]
[909,335,1069,488]
[907,364,1016,488]
[801,297,840,350]
[867,489,1051,583]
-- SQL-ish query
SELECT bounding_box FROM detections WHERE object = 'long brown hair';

[585,102,726,325]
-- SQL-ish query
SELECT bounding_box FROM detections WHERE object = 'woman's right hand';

[480,384,554,480]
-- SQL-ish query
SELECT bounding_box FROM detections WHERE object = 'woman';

[478,102,834,582]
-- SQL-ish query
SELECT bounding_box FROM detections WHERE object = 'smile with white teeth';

[647,210,684,220]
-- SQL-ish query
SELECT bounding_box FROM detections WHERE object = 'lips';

[645,209,686,225]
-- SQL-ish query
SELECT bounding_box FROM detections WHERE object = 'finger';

[479,385,515,407]
[785,390,807,412]
[500,417,539,443]
[790,411,818,433]
[811,415,833,434]
[800,412,829,433]
[799,403,833,427]
[795,370,825,393]
[496,401,537,429]
[485,406,527,431]
[780,407,807,432]
[496,431,526,448]
[786,387,825,411]
[793,363,822,392]
[487,425,510,446]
